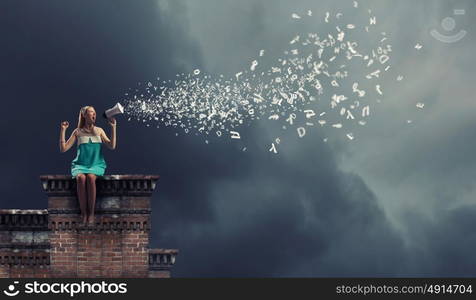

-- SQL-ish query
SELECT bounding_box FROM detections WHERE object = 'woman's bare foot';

[81,214,88,224]
[88,214,95,225]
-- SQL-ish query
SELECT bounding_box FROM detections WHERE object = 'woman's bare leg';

[86,174,97,224]
[76,174,88,224]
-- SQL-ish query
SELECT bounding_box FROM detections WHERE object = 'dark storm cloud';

[399,203,476,277]
[154,126,407,277]
[150,0,476,277]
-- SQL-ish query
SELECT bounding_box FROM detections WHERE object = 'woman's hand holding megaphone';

[108,117,117,127]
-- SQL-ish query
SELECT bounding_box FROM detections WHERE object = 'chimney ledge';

[40,175,160,180]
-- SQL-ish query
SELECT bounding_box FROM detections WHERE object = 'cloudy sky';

[0,0,475,277]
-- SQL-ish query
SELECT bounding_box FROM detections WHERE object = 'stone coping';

[149,248,179,255]
[0,210,48,215]
[40,174,161,195]
[40,175,160,180]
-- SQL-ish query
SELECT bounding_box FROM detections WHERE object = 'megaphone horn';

[103,103,124,119]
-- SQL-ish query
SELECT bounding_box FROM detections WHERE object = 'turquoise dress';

[71,129,107,178]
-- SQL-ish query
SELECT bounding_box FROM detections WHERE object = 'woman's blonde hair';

[77,106,95,129]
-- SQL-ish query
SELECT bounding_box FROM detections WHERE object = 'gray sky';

[0,0,475,277]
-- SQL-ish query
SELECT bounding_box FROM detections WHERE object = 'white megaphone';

[103,103,124,119]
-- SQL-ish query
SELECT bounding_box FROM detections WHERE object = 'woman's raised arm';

[59,121,77,153]
[100,118,117,150]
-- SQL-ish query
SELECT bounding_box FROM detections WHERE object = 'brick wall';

[0,175,178,278]
[0,210,51,278]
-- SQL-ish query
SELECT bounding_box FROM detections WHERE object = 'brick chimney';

[0,175,178,278]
